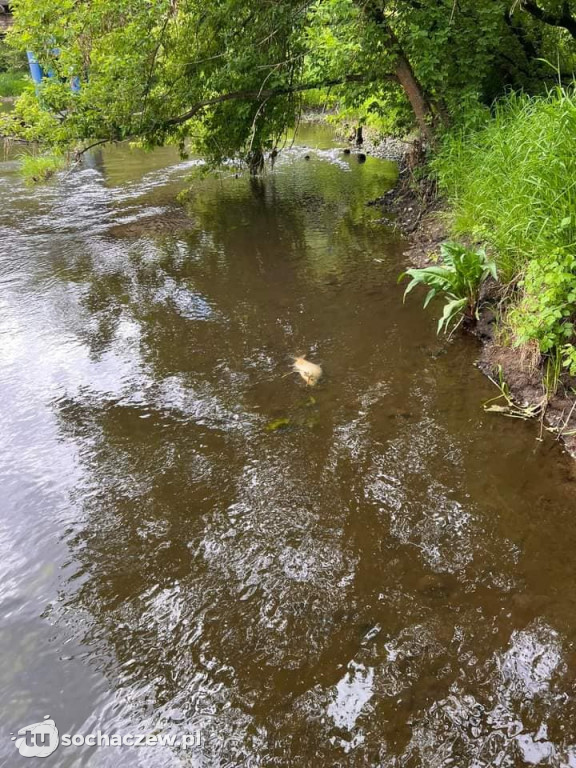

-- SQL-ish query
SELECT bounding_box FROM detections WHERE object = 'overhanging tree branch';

[520,0,576,38]
[163,74,394,127]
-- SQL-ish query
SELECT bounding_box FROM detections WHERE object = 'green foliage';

[434,86,576,375]
[0,38,28,74]
[3,0,314,163]
[394,0,506,117]
[562,343,576,376]
[1,88,65,143]
[4,0,576,160]
[433,89,576,280]
[300,89,339,112]
[508,249,576,359]
[327,90,414,138]
[19,150,67,183]
[0,71,27,97]
[400,242,497,333]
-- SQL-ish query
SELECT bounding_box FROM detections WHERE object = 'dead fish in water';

[292,356,323,386]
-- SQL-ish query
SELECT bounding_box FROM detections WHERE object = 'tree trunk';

[246,148,265,175]
[393,51,435,143]
[360,1,436,143]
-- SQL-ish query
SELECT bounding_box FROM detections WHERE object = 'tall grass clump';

[433,87,576,380]
[19,151,67,184]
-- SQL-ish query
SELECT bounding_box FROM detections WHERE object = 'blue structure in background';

[26,51,43,85]
[26,50,80,91]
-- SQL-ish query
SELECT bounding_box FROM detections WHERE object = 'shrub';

[508,251,576,355]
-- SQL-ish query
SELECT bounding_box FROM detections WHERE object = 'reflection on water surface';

[1,126,576,766]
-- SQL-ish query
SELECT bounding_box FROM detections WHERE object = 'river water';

[1,125,576,767]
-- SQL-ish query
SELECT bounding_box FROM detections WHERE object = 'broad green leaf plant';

[400,242,497,334]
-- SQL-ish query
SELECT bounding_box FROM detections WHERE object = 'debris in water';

[292,356,323,387]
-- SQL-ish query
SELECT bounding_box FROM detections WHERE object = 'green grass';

[19,152,67,184]
[0,72,28,98]
[433,89,576,281]
[432,87,576,382]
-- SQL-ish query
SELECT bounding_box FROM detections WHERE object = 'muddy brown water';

[1,125,576,767]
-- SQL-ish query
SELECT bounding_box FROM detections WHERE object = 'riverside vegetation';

[402,85,576,408]
[0,71,27,97]
[18,150,67,183]
[400,242,497,335]
[432,88,576,393]
[3,0,576,437]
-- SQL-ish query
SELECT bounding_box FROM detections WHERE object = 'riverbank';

[367,170,576,458]
[301,111,414,165]
[344,90,576,460]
